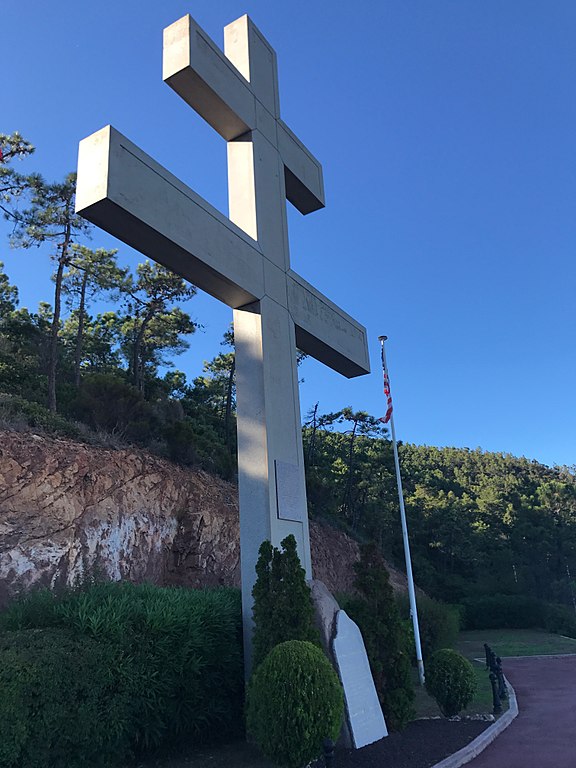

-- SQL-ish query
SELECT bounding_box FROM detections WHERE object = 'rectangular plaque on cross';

[76,13,370,672]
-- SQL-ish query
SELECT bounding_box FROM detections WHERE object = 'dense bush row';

[461,594,576,637]
[0,583,244,767]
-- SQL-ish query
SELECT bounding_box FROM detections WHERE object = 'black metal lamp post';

[323,738,335,768]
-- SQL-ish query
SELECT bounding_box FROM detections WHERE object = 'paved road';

[469,655,576,768]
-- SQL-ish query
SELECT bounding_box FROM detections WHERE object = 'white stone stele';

[75,13,370,673]
[332,610,388,749]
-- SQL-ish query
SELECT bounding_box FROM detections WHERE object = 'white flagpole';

[378,335,425,685]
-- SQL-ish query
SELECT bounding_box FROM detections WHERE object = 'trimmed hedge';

[425,648,476,717]
[0,628,130,768]
[0,583,244,759]
[247,640,343,768]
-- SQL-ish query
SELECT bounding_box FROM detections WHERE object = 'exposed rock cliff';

[0,430,407,606]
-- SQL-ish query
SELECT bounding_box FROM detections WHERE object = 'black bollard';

[489,649,497,673]
[323,738,335,768]
[484,643,491,669]
[495,657,508,699]
[489,672,502,715]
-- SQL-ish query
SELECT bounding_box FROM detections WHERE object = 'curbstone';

[429,676,518,768]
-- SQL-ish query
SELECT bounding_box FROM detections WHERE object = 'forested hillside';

[303,414,576,606]
[2,129,576,613]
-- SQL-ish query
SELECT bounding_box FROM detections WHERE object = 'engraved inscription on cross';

[76,14,370,669]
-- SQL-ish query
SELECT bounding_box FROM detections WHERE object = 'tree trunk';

[342,419,358,521]
[133,310,154,393]
[47,230,70,413]
[306,402,319,466]
[74,271,89,387]
[224,355,235,455]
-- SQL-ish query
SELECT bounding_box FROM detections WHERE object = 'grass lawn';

[456,628,576,660]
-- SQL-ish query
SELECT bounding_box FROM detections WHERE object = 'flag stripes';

[379,347,393,424]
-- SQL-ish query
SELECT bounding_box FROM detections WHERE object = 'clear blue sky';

[3,0,575,468]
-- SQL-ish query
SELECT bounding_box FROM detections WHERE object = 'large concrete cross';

[76,13,370,668]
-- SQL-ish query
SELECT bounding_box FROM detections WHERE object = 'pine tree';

[0,131,34,219]
[11,172,91,411]
[120,261,197,392]
[251,535,319,669]
[344,543,415,731]
[61,245,127,386]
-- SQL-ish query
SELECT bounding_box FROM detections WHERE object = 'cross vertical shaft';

[225,17,311,671]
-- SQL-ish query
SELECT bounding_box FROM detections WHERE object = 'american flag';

[379,359,393,424]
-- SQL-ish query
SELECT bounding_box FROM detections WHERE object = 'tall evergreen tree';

[0,131,34,220]
[11,172,91,411]
[343,543,415,731]
[120,261,197,392]
[61,245,127,386]
[251,535,319,669]
[0,262,18,317]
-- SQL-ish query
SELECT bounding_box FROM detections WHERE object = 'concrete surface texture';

[75,13,370,671]
[468,655,576,768]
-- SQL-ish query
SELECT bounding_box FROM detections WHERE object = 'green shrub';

[0,628,130,768]
[0,393,80,438]
[341,544,415,731]
[461,594,545,630]
[63,373,158,443]
[543,603,576,638]
[247,640,343,768]
[425,649,476,717]
[252,536,320,669]
[0,582,244,754]
[398,594,460,659]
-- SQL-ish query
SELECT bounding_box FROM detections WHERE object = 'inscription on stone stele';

[332,610,388,748]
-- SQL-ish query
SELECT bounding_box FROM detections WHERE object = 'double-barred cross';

[76,13,370,670]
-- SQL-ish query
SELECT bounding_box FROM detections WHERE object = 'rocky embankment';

[0,430,408,606]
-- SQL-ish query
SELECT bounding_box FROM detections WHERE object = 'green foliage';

[0,261,18,316]
[425,649,477,717]
[305,415,576,611]
[0,582,244,755]
[462,594,545,630]
[247,640,343,768]
[398,594,460,660]
[119,260,197,392]
[461,594,576,638]
[0,131,34,218]
[303,406,392,536]
[341,544,415,730]
[63,372,159,442]
[0,393,80,437]
[252,535,320,669]
[0,627,130,768]
[542,603,576,638]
